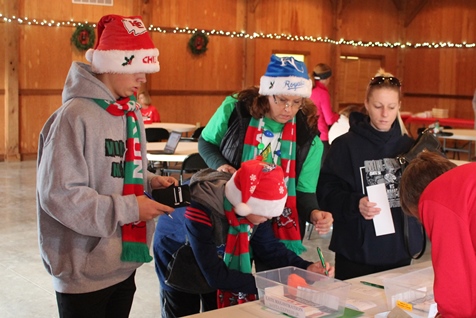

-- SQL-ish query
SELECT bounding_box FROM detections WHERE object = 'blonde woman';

[317,69,424,280]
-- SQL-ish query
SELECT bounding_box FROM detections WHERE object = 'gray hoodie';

[36,62,155,293]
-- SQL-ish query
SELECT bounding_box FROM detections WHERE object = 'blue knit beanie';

[259,55,312,98]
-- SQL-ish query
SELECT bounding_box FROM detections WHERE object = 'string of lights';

[1,13,475,49]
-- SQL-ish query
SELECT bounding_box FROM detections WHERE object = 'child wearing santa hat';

[37,14,178,317]
[155,158,334,317]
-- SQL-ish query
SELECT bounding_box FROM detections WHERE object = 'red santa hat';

[225,158,288,218]
[85,15,160,74]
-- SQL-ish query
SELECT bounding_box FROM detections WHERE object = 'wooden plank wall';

[403,0,476,118]
[1,0,475,159]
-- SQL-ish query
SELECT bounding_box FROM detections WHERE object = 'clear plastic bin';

[383,267,437,318]
[255,266,351,318]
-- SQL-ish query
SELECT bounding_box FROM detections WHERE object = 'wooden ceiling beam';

[249,0,260,13]
[391,0,403,11]
[405,0,430,27]
[330,0,352,15]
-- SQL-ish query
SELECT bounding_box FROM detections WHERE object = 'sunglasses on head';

[369,76,401,87]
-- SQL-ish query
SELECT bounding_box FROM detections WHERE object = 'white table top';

[449,159,470,165]
[344,260,432,317]
[184,261,433,318]
[145,122,197,133]
[147,142,199,162]
[438,129,476,141]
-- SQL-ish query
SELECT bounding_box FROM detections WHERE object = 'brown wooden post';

[138,0,153,92]
[330,0,342,113]
[243,0,259,88]
[4,0,21,161]
[396,0,405,81]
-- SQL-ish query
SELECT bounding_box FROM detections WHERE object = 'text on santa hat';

[283,80,306,91]
[119,55,158,67]
[142,56,158,64]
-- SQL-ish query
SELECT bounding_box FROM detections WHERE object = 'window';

[337,55,383,108]
[274,53,305,62]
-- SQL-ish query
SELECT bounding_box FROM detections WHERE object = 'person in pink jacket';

[400,151,476,318]
[310,63,339,160]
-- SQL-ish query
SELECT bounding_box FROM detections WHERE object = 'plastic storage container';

[255,266,351,318]
[383,267,437,318]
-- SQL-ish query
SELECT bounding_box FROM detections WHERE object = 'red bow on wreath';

[79,30,90,45]
[188,33,209,55]
[194,36,204,50]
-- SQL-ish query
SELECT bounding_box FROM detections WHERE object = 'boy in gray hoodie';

[36,14,177,317]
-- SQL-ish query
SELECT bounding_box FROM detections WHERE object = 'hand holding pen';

[306,248,334,277]
[317,247,329,276]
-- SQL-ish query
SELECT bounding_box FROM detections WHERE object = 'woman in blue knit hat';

[199,55,333,249]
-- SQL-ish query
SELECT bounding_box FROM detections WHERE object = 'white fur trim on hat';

[225,173,248,214]
[243,195,287,218]
[234,202,252,216]
[259,75,312,98]
[86,48,160,74]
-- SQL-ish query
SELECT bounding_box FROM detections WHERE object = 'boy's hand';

[136,194,174,221]
[151,175,178,189]
[307,262,335,278]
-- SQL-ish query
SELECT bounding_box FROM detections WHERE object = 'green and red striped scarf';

[94,96,153,263]
[242,116,305,255]
[218,197,257,308]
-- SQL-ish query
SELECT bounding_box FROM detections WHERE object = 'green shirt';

[201,95,323,194]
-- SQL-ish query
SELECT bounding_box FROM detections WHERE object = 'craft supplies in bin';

[255,266,351,318]
[383,267,437,318]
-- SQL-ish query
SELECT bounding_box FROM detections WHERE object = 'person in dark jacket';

[317,69,425,280]
[154,159,334,317]
[198,54,333,252]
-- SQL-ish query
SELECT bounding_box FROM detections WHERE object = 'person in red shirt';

[401,151,476,317]
[139,90,161,124]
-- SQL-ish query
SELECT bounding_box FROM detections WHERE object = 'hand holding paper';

[366,183,395,236]
[359,197,381,220]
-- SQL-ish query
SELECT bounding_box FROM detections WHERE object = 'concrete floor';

[0,160,430,317]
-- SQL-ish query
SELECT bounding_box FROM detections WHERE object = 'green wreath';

[71,24,96,51]
[188,32,209,55]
